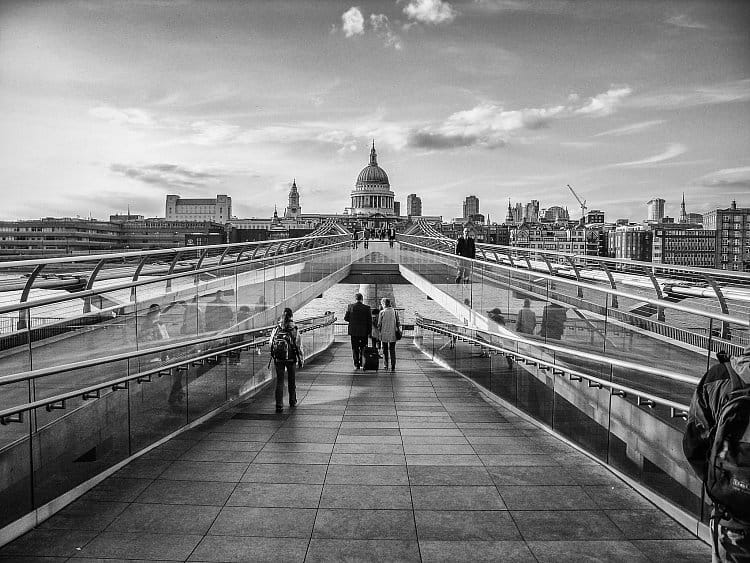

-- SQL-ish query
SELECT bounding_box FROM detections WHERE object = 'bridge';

[0,225,747,561]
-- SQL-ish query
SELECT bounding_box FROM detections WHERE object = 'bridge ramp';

[0,339,708,561]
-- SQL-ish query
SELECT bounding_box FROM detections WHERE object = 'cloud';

[403,0,457,24]
[407,85,627,150]
[370,14,403,50]
[631,79,750,109]
[471,0,569,13]
[594,120,664,137]
[109,163,226,191]
[613,143,687,168]
[342,6,365,37]
[89,105,155,127]
[666,14,707,29]
[575,87,632,117]
[697,167,750,190]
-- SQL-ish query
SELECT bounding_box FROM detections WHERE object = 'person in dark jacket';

[539,303,567,340]
[684,346,750,561]
[455,227,476,283]
[344,292,372,370]
[270,308,303,413]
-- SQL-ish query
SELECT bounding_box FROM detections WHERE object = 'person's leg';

[356,336,367,366]
[382,341,390,368]
[274,362,285,410]
[287,363,297,407]
[350,335,360,367]
[389,342,396,370]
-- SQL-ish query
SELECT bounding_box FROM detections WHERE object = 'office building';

[586,209,605,224]
[406,194,422,217]
[646,198,666,223]
[463,196,479,219]
[607,226,653,261]
[165,194,232,223]
[703,201,750,271]
[652,228,716,268]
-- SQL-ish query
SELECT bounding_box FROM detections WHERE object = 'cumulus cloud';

[109,163,226,190]
[575,87,632,117]
[407,86,628,150]
[698,167,750,189]
[370,14,402,50]
[594,120,664,137]
[342,6,365,37]
[666,14,707,29]
[613,143,687,168]
[404,0,457,24]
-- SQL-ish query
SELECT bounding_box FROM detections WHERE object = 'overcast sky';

[0,0,748,222]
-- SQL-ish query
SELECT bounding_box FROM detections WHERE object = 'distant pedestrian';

[454,226,476,283]
[269,308,303,413]
[387,226,396,248]
[352,226,359,249]
[378,297,401,372]
[140,303,168,343]
[344,292,372,370]
[516,299,537,334]
[487,308,506,326]
[363,227,370,249]
[539,303,566,340]
[180,296,205,336]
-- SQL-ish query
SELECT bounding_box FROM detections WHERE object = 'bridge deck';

[0,339,708,562]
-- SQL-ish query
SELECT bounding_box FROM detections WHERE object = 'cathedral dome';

[356,142,389,186]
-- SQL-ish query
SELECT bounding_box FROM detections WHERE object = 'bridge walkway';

[0,339,709,562]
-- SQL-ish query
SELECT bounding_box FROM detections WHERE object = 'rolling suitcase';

[363,347,380,371]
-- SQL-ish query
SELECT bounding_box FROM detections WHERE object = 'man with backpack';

[269,308,303,413]
[683,346,750,561]
[344,292,372,370]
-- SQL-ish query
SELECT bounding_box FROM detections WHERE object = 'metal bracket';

[0,412,23,425]
[670,408,688,420]
[588,380,603,389]
[638,397,655,408]
[82,389,101,400]
[112,381,129,391]
[569,373,582,381]
[45,400,66,412]
[136,374,152,384]
[611,389,627,398]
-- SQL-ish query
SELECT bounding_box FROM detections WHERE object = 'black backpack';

[270,327,297,363]
[705,363,750,525]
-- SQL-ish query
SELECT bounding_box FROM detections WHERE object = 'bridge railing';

[0,234,351,375]
[399,233,750,323]
[415,314,709,538]
[398,235,750,392]
[0,312,336,543]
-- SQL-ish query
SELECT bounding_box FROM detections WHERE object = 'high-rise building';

[703,201,750,271]
[463,195,479,219]
[524,200,540,223]
[646,198,665,223]
[543,206,569,222]
[165,194,231,223]
[406,194,422,217]
[687,213,703,224]
[284,179,301,219]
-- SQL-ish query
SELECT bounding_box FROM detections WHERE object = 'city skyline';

[1,0,748,222]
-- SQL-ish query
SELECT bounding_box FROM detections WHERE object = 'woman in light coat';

[377,297,400,372]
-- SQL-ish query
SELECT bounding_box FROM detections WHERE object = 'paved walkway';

[0,339,709,562]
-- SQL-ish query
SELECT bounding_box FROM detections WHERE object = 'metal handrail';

[398,238,749,327]
[0,313,336,424]
[0,238,350,315]
[416,315,690,414]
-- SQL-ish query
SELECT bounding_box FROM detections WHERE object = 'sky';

[0,0,748,223]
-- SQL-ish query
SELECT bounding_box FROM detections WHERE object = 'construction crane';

[566,184,587,221]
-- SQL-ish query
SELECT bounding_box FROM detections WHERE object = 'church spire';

[679,192,687,223]
[369,140,378,166]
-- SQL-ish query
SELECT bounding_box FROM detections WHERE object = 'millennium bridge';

[0,222,747,561]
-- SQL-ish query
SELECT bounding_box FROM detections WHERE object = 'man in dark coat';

[344,292,372,370]
[455,227,476,283]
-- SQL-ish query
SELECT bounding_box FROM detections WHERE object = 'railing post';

[18,264,45,330]
[563,256,584,299]
[643,266,666,322]
[701,273,731,340]
[599,262,619,309]
[83,259,107,314]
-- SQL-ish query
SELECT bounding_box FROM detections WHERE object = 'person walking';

[269,308,303,413]
[516,298,537,334]
[454,226,476,283]
[344,292,372,370]
[387,226,396,248]
[684,346,750,561]
[363,227,370,249]
[205,290,234,332]
[378,297,401,372]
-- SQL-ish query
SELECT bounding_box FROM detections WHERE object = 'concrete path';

[0,339,709,562]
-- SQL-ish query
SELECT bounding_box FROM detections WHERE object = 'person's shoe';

[290,400,297,408]
[275,405,283,413]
